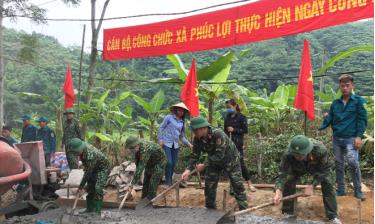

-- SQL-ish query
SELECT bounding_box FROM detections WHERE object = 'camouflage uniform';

[188,127,248,210]
[36,126,56,166]
[21,124,37,143]
[275,139,338,219]
[79,144,111,204]
[131,140,166,200]
[62,118,82,169]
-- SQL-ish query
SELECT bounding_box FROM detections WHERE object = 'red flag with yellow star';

[63,64,75,110]
[294,39,315,121]
[181,58,200,117]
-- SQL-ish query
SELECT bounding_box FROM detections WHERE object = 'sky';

[3,0,253,50]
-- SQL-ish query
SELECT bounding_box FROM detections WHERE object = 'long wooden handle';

[118,191,130,211]
[151,169,197,203]
[233,193,304,216]
[72,191,81,210]
[119,177,134,210]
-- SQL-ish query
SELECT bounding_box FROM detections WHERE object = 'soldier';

[125,136,166,200]
[69,138,110,214]
[36,117,56,167]
[181,116,248,210]
[62,108,82,169]
[1,125,17,146]
[273,135,341,224]
[21,114,37,143]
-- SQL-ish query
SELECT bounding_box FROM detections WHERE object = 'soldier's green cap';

[190,116,210,130]
[288,135,313,155]
[21,115,32,121]
[68,138,87,153]
[125,136,140,149]
[37,116,49,123]
[64,108,75,115]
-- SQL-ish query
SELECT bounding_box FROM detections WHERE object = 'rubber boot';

[93,199,103,214]
[80,197,94,213]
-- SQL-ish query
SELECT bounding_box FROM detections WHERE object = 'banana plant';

[132,89,165,141]
[316,45,374,76]
[166,50,250,124]
[247,85,297,134]
[80,90,131,133]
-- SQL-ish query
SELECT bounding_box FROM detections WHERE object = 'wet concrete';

[4,207,325,224]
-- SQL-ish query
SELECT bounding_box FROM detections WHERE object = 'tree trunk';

[208,98,214,124]
[0,0,4,129]
[85,40,98,107]
[82,0,110,136]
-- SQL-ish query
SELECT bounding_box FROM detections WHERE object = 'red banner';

[103,0,373,60]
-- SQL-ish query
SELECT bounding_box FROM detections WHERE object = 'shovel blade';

[216,210,235,224]
[135,198,152,211]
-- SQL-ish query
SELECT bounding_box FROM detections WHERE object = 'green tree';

[0,0,80,129]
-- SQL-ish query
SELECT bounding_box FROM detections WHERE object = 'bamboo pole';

[77,24,86,119]
[176,184,180,207]
[357,199,362,224]
[304,112,307,136]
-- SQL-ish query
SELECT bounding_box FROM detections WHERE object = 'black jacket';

[224,112,248,150]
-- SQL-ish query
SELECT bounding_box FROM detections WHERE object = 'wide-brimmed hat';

[190,116,210,130]
[170,102,189,114]
[288,135,313,156]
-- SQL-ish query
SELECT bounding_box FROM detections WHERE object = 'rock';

[62,169,84,188]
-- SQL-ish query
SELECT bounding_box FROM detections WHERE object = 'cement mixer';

[0,137,30,195]
[0,139,62,218]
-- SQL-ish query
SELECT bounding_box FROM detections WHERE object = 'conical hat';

[170,102,189,113]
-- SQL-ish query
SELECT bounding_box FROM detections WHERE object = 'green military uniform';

[69,138,111,213]
[187,117,248,210]
[126,137,166,200]
[21,125,38,142]
[62,110,82,169]
[275,136,338,220]
[21,115,37,143]
[36,117,56,167]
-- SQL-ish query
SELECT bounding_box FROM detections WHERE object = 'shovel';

[118,177,134,211]
[70,190,82,214]
[61,190,83,224]
[118,191,131,211]
[217,192,304,224]
[136,169,197,210]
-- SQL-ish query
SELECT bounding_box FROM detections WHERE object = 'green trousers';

[205,163,248,210]
[142,161,165,200]
[282,175,338,219]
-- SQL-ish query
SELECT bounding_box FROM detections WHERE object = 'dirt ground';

[105,182,374,224]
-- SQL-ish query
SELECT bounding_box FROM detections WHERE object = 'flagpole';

[77,24,86,119]
[304,112,307,136]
